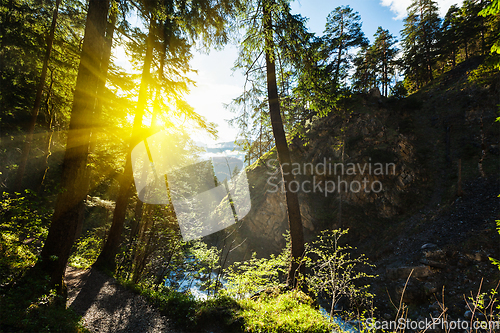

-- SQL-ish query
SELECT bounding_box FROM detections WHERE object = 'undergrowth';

[238,289,332,333]
[0,191,87,332]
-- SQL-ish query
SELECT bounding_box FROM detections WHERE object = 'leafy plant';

[225,252,288,299]
[140,288,198,328]
[302,229,375,320]
[225,233,290,299]
[390,81,408,99]
[0,269,87,332]
[465,279,500,332]
[490,217,500,270]
[0,190,51,285]
[68,231,104,269]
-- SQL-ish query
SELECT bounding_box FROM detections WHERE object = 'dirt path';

[65,267,180,333]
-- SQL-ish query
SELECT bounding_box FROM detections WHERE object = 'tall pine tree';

[323,6,367,87]
[402,0,441,91]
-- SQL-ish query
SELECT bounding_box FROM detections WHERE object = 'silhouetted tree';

[323,6,367,87]
[14,0,61,192]
[38,0,110,290]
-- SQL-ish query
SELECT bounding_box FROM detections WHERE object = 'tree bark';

[333,14,345,87]
[38,0,109,290]
[89,2,117,155]
[14,0,61,193]
[263,1,305,289]
[75,2,118,242]
[94,19,155,272]
[37,69,55,194]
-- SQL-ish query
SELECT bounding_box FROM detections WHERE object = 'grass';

[0,191,88,332]
[115,275,333,333]
[0,270,90,333]
[238,289,332,333]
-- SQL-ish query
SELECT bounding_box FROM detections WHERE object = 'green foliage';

[353,27,398,96]
[0,190,87,331]
[465,281,500,324]
[68,231,103,269]
[139,288,198,328]
[120,279,242,331]
[238,289,332,333]
[302,229,375,319]
[323,6,368,86]
[224,232,290,299]
[401,0,442,90]
[0,268,87,332]
[184,241,223,295]
[0,190,52,285]
[390,81,408,99]
[0,280,88,333]
[468,59,500,86]
[490,202,500,270]
[196,294,243,328]
[479,0,500,64]
[112,228,377,332]
[225,253,288,299]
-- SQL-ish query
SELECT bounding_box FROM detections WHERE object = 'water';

[319,307,360,333]
[165,271,224,300]
[166,269,357,331]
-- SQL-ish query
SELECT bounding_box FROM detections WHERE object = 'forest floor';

[65,267,181,333]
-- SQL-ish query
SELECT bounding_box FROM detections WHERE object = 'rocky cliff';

[212,56,500,320]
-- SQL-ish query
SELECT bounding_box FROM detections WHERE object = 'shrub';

[224,252,288,299]
[0,271,87,332]
[139,288,198,329]
[302,229,375,320]
[0,190,51,285]
[491,212,500,270]
[68,231,103,269]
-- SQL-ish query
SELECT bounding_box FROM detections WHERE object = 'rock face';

[227,94,422,261]
[216,56,500,321]
[386,265,435,280]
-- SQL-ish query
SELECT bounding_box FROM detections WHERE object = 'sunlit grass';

[238,290,332,333]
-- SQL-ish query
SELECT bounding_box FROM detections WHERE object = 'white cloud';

[380,0,462,20]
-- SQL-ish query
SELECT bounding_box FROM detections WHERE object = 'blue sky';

[291,0,404,42]
[187,0,462,143]
[117,0,462,144]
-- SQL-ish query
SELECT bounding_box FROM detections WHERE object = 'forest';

[0,0,499,332]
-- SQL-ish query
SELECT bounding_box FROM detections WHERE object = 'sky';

[185,0,462,144]
[115,0,462,144]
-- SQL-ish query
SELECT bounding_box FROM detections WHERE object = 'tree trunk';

[94,19,155,272]
[14,0,61,193]
[130,199,144,240]
[452,46,456,68]
[465,37,469,59]
[37,0,109,291]
[38,69,55,194]
[89,3,117,155]
[333,15,345,86]
[263,1,305,289]
[75,2,118,242]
